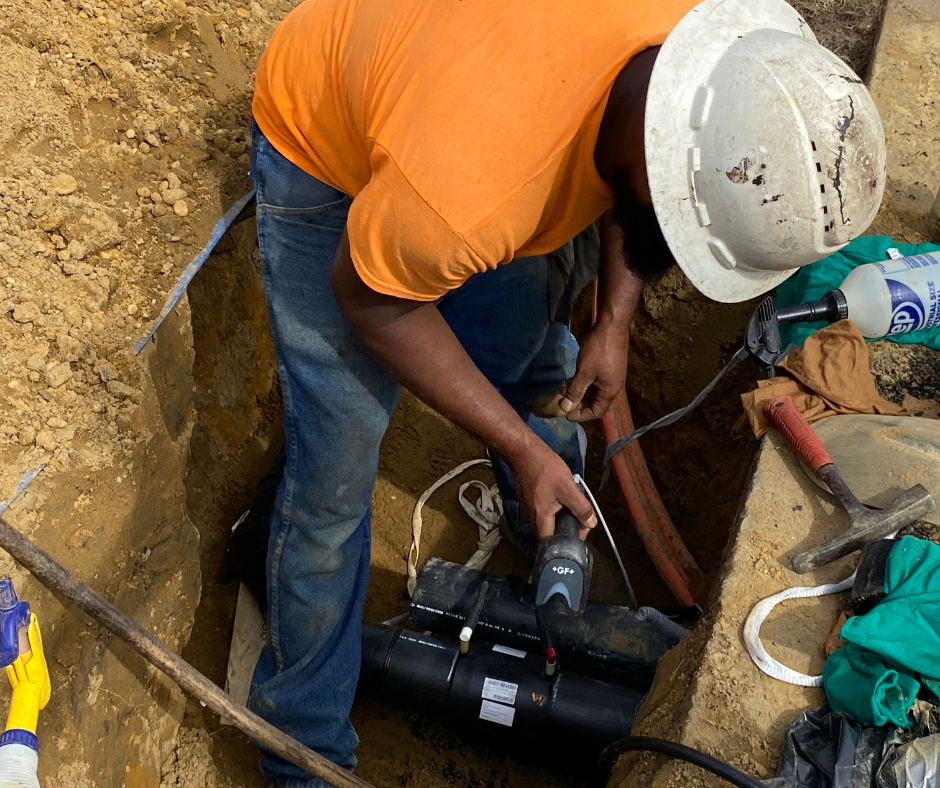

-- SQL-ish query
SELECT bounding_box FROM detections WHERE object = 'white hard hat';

[645,0,887,303]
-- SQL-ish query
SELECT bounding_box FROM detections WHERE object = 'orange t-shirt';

[253,0,697,300]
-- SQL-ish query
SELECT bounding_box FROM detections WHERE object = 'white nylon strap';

[743,571,856,686]
[406,459,502,597]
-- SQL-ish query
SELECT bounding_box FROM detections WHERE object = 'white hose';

[574,474,637,608]
[743,571,856,686]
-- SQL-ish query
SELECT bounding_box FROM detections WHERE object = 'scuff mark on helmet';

[832,73,864,86]
[837,95,856,142]
[831,95,857,225]
[726,153,754,184]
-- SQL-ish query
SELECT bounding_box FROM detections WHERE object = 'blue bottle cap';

[0,579,17,612]
[0,729,38,752]
[0,578,29,669]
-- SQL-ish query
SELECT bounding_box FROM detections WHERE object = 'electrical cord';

[595,736,765,788]
[573,474,638,609]
[601,347,749,487]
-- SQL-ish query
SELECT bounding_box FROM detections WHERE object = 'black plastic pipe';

[361,623,644,761]
[409,558,676,689]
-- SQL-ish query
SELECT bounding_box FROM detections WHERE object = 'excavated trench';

[160,4,888,787]
[0,0,892,785]
[169,216,773,788]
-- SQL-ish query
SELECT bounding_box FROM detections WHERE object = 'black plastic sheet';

[764,702,940,788]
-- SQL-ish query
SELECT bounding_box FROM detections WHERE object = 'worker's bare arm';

[559,210,641,422]
[330,232,597,538]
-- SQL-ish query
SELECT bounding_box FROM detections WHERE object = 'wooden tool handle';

[762,395,833,473]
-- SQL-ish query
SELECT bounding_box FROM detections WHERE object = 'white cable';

[573,473,637,608]
[743,570,856,686]
[407,459,501,598]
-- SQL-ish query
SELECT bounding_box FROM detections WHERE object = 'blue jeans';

[247,122,586,786]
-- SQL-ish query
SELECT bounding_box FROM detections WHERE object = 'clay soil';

[0,0,890,785]
[0,0,287,782]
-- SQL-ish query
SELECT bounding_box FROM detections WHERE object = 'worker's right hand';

[510,439,597,540]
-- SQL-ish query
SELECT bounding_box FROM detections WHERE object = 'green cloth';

[823,537,940,727]
[775,236,940,351]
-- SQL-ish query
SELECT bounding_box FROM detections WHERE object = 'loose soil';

[162,0,898,783]
[0,0,890,784]
[0,0,288,504]
[0,0,285,782]
[790,0,886,79]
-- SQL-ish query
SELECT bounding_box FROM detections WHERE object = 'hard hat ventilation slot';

[810,139,835,227]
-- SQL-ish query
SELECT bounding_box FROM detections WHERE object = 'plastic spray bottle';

[838,251,940,337]
[0,579,50,788]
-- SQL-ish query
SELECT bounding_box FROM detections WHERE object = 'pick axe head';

[762,396,936,573]
[791,482,934,573]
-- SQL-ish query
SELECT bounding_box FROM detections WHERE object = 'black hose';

[596,736,765,788]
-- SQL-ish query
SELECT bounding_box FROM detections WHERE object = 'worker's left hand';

[558,321,628,422]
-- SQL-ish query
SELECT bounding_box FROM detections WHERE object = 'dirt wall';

[0,0,285,782]
[1,296,201,787]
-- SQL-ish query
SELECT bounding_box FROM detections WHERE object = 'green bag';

[823,537,940,727]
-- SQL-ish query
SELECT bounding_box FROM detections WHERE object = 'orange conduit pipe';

[593,285,705,606]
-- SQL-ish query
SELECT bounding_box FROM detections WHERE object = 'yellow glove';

[4,615,50,734]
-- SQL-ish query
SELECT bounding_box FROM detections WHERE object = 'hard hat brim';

[645,0,816,303]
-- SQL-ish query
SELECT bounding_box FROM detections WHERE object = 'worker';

[246,0,886,782]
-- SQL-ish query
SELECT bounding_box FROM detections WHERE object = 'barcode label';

[492,644,527,659]
[482,677,518,705]
[480,699,515,727]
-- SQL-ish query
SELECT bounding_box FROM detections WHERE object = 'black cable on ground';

[596,736,765,788]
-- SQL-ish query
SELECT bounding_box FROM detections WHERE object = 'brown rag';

[741,320,906,438]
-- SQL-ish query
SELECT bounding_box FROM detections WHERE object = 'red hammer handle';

[762,395,833,474]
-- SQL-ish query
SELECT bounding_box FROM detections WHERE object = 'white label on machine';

[492,644,527,659]
[482,677,518,705]
[480,699,515,727]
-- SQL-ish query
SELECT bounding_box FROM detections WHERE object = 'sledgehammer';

[763,395,935,573]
